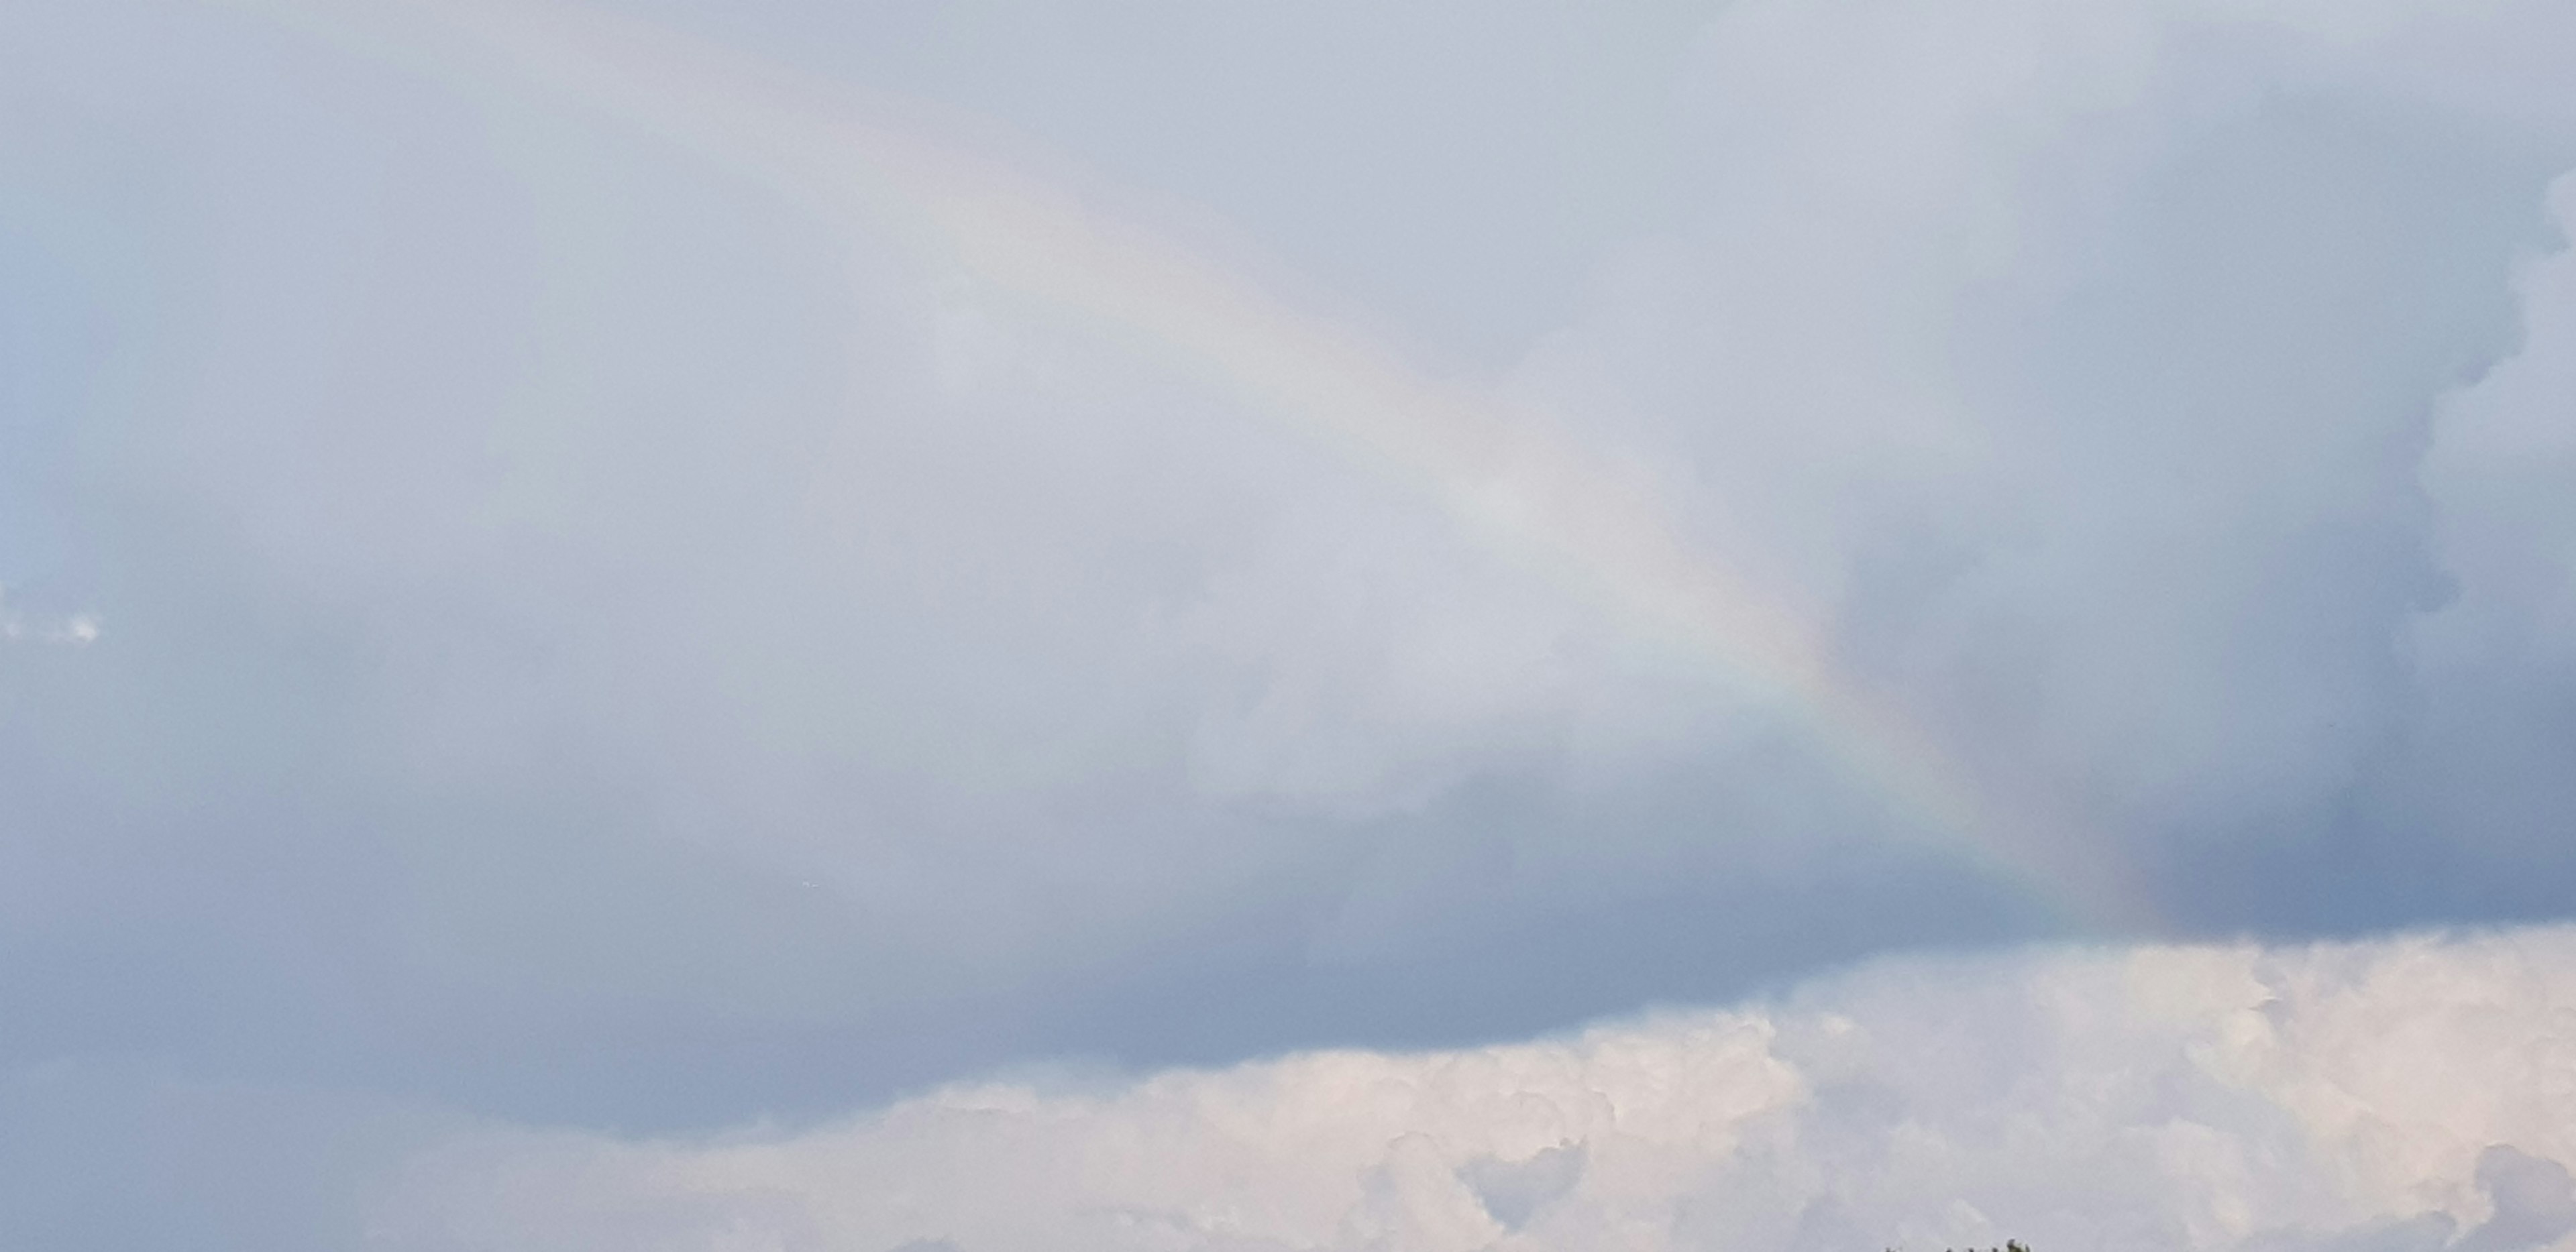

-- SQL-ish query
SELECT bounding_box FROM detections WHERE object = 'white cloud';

[374,927,2576,1252]
[0,585,96,646]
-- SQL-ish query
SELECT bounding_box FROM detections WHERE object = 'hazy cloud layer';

[376,927,2576,1252]
[5,0,2576,1244]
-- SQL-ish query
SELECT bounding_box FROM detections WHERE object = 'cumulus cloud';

[1508,0,2576,925]
[2402,172,2576,883]
[374,927,2576,1252]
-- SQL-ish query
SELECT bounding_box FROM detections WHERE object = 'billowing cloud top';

[4,0,2576,1245]
[381,927,2576,1252]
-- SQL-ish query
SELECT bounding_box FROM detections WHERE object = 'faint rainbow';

[256,0,2155,933]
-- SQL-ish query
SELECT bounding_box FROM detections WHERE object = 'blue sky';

[5,1,2576,1247]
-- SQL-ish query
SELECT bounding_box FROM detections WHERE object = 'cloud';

[1511,0,2576,927]
[5,0,2576,1178]
[371,926,2576,1252]
[0,1061,464,1252]
[7,0,2576,1245]
[0,585,97,645]
[2399,172,2576,887]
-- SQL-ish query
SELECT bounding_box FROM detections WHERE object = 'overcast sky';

[6,1,2576,1248]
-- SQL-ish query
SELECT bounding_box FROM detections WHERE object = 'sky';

[3,0,2576,1248]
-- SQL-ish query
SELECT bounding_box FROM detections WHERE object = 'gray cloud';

[5,0,2576,1243]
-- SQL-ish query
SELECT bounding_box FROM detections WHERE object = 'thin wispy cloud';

[0,593,97,646]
